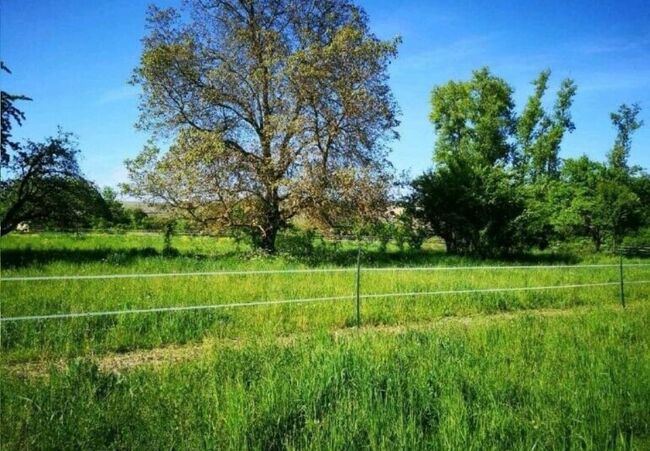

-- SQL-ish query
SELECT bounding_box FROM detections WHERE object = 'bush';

[622,227,650,249]
[276,228,317,257]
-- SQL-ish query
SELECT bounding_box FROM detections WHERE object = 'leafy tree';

[430,67,516,167]
[410,162,523,256]
[551,157,607,251]
[411,68,585,255]
[608,103,643,173]
[550,104,645,251]
[601,103,646,247]
[1,131,106,235]
[125,0,400,252]
[95,187,131,228]
[513,70,577,248]
[127,207,155,230]
[551,156,642,251]
[1,62,31,165]
[515,70,577,181]
[410,68,524,255]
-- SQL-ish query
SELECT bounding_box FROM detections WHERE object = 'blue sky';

[2,0,649,189]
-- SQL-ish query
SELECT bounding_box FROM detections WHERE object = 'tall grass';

[2,306,649,449]
[2,233,649,362]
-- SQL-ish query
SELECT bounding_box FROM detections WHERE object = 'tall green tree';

[551,104,645,251]
[608,103,643,173]
[430,67,516,167]
[411,68,582,255]
[516,70,577,181]
[125,0,400,252]
[514,70,577,248]
[410,68,523,255]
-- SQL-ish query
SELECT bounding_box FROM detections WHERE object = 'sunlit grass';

[1,232,649,449]
[1,232,649,362]
[2,304,649,449]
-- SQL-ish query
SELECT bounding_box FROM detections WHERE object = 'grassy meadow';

[1,232,650,449]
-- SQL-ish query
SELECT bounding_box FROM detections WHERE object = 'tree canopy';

[125,0,400,251]
[1,130,107,235]
[608,103,643,173]
[409,67,646,255]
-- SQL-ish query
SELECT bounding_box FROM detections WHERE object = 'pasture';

[1,232,650,449]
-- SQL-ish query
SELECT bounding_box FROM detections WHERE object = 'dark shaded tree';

[1,131,107,235]
[1,62,32,165]
[410,161,523,256]
[97,187,131,227]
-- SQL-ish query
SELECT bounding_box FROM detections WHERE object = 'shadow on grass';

[289,246,582,267]
[0,247,163,269]
[1,241,582,270]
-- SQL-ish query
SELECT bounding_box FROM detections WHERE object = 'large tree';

[125,0,400,252]
[546,104,645,251]
[410,68,522,255]
[513,70,577,248]
[410,68,579,255]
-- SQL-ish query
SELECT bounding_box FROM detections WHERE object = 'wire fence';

[4,263,650,282]
[2,259,649,323]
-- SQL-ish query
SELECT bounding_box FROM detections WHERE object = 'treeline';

[1,0,648,255]
[407,68,649,256]
[0,63,156,234]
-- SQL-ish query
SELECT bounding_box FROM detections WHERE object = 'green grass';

[1,232,649,362]
[1,232,649,449]
[2,306,649,449]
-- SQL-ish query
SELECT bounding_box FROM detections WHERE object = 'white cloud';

[98,85,138,105]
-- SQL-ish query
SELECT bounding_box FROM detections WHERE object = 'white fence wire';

[3,263,650,282]
[1,272,649,322]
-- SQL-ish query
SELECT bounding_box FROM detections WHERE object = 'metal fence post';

[355,242,362,327]
[619,253,625,308]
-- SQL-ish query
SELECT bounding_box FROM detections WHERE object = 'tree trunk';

[260,226,278,253]
[1,219,18,236]
[593,232,602,252]
[258,192,282,254]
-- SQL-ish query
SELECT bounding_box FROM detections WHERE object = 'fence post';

[355,242,362,327]
[619,252,625,308]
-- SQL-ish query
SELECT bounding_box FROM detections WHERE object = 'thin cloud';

[576,37,650,55]
[579,69,650,92]
[98,85,138,105]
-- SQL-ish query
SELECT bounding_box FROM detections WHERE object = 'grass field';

[1,232,650,449]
